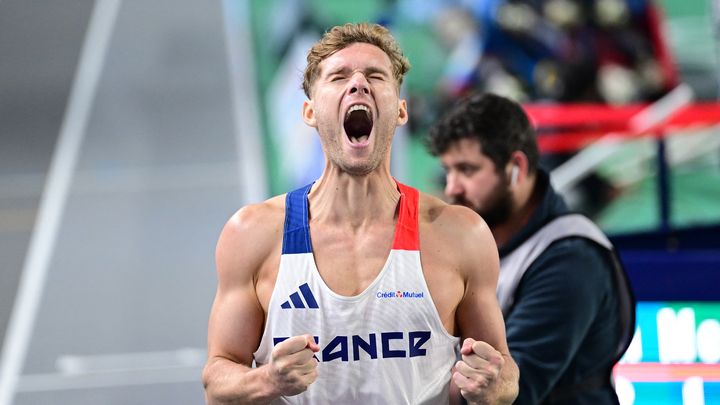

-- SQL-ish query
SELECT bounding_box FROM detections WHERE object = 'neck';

[308,166,400,229]
[491,174,539,249]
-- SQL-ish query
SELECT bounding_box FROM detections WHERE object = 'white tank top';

[253,181,460,404]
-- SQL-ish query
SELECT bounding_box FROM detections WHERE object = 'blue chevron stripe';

[299,283,319,309]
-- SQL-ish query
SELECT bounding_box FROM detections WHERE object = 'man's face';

[303,43,408,176]
[440,138,513,227]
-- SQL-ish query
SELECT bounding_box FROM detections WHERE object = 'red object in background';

[522,103,720,154]
[614,363,720,383]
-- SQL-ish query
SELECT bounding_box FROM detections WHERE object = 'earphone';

[510,165,519,186]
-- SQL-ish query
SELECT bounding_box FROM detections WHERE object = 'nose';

[348,72,370,95]
[444,171,463,198]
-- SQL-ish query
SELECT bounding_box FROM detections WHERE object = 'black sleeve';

[504,238,614,405]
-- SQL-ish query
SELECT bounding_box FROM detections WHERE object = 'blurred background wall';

[0,1,263,403]
[0,0,718,404]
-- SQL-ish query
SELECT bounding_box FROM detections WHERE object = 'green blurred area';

[597,167,720,234]
[597,0,720,234]
[248,0,720,236]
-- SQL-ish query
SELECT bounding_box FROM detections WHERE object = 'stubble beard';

[452,174,513,228]
[318,119,393,177]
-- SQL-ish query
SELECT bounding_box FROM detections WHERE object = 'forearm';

[203,357,278,405]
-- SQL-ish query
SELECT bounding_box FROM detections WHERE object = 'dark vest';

[497,214,636,400]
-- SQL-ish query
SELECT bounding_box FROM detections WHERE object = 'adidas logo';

[280,283,319,309]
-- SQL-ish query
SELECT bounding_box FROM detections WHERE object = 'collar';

[499,168,570,257]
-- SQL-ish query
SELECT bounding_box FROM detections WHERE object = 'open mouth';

[344,105,373,144]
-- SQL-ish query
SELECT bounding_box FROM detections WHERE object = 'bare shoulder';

[418,192,499,278]
[215,195,286,283]
[419,192,494,247]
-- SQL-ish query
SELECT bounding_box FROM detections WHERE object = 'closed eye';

[457,164,478,177]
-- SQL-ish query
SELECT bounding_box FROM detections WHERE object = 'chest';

[309,223,395,296]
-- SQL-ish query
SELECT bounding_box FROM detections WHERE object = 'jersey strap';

[392,180,420,251]
[282,183,313,254]
[282,180,419,253]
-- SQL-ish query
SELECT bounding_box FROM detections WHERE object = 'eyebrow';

[444,161,480,170]
[364,66,390,76]
[323,65,391,78]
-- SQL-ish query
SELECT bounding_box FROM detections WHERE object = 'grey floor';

[0,1,263,403]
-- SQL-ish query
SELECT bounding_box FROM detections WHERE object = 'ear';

[507,151,529,186]
[396,99,408,126]
[302,99,317,127]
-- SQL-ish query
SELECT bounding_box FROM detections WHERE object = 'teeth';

[346,104,369,119]
[350,135,369,144]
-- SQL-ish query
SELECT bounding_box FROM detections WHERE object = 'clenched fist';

[267,335,320,396]
[453,338,505,405]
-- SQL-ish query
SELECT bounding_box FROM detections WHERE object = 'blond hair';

[302,23,411,98]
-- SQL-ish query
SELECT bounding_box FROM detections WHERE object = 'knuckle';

[270,351,280,362]
[484,365,497,375]
[464,381,480,395]
[274,360,289,374]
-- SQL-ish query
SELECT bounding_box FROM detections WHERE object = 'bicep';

[207,278,264,366]
[206,215,270,366]
[455,222,509,354]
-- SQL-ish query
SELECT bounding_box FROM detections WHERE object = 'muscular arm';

[202,202,318,404]
[453,208,519,405]
[426,203,518,405]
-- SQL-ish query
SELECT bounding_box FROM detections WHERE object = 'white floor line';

[54,348,206,375]
[17,366,202,393]
[0,1,121,404]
